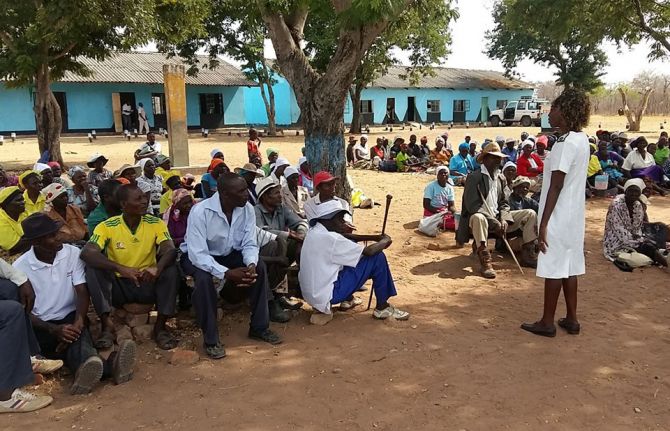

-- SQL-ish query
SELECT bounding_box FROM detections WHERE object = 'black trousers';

[0,278,40,356]
[181,252,270,346]
[0,300,34,392]
[86,266,179,318]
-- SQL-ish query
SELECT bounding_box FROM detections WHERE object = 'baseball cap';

[314,171,338,190]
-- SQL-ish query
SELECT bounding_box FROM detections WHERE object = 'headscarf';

[435,137,445,145]
[284,167,299,178]
[298,156,307,167]
[19,170,40,188]
[138,158,153,172]
[522,139,535,149]
[623,178,646,193]
[116,178,130,185]
[210,148,223,159]
[68,165,86,179]
[436,166,450,176]
[33,162,51,173]
[458,142,469,152]
[272,158,290,172]
[162,188,193,223]
[47,161,61,169]
[208,158,225,173]
[266,147,279,158]
[502,161,517,172]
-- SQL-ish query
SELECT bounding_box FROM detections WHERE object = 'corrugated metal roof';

[59,52,256,87]
[369,66,533,90]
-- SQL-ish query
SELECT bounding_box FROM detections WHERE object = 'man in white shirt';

[180,173,281,360]
[14,213,136,395]
[121,102,132,132]
[137,102,149,135]
[134,131,162,161]
[299,199,410,326]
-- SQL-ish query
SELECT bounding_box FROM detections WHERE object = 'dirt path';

[2,116,670,430]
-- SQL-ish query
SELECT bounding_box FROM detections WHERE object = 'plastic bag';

[418,212,445,237]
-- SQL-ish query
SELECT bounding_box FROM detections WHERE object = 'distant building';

[0,52,255,135]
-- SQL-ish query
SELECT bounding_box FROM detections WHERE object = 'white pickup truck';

[489,99,549,127]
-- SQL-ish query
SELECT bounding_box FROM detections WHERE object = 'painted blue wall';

[0,82,247,133]
[243,75,300,126]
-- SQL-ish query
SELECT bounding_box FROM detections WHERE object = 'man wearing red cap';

[303,171,352,223]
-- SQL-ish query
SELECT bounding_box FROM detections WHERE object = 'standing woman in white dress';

[521,89,591,337]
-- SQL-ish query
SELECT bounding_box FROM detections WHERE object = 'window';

[453,100,470,112]
[344,98,351,115]
[200,93,223,114]
[496,100,508,109]
[517,101,527,110]
[360,100,373,114]
[427,100,441,113]
[527,102,538,110]
[151,93,165,115]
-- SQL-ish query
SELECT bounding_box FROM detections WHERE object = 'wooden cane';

[367,194,393,310]
[477,186,524,275]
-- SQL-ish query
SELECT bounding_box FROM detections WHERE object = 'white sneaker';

[31,357,63,375]
[339,297,362,311]
[0,389,52,413]
[373,305,410,321]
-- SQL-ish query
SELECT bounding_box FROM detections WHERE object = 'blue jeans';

[331,252,397,306]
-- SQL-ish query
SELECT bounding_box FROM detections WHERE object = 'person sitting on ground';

[603,178,668,267]
[0,262,54,413]
[353,135,371,169]
[534,136,551,161]
[468,141,480,169]
[234,163,264,206]
[622,136,668,191]
[657,136,670,176]
[501,161,518,199]
[517,140,544,178]
[19,171,45,216]
[113,164,141,186]
[419,136,431,159]
[423,166,456,228]
[297,157,314,193]
[163,188,194,248]
[508,176,539,213]
[0,166,19,191]
[48,162,73,188]
[371,138,387,169]
[449,142,476,185]
[304,171,352,222]
[134,132,161,161]
[262,148,279,177]
[597,141,626,186]
[440,132,453,154]
[33,163,53,188]
[14,213,137,395]
[86,153,113,188]
[389,136,404,159]
[210,148,225,161]
[67,167,99,218]
[43,183,87,245]
[281,167,309,218]
[154,155,181,188]
[270,157,290,186]
[247,128,263,164]
[81,185,180,351]
[0,187,30,255]
[136,158,163,216]
[88,179,122,235]
[299,199,410,325]
[159,175,183,215]
[395,142,411,172]
[430,137,451,165]
[180,173,282,359]
[501,138,518,163]
[346,136,357,167]
[201,158,229,199]
[407,135,422,158]
[455,143,538,279]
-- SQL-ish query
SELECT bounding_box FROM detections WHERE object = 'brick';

[131,324,154,341]
[167,349,199,366]
[125,313,148,328]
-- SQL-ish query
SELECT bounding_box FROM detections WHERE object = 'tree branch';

[0,31,16,52]
[630,0,670,54]
[49,42,77,61]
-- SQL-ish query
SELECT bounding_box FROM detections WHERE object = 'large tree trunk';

[34,64,63,164]
[348,84,363,134]
[618,86,653,132]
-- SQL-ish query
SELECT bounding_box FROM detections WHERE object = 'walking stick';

[476,186,524,275]
[367,194,393,310]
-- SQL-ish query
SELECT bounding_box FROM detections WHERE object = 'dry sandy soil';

[1,115,669,430]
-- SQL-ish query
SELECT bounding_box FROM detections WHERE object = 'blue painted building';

[0,52,255,134]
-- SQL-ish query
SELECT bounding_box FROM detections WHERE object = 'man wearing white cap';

[270,158,290,186]
[299,199,409,325]
[33,163,53,188]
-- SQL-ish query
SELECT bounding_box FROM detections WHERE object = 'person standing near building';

[121,102,132,132]
[137,102,149,135]
[521,89,591,338]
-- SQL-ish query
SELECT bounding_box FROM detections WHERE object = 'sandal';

[557,318,580,335]
[94,330,115,350]
[153,329,179,350]
[520,321,556,337]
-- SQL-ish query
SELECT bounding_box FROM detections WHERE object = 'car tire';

[490,116,500,127]
[520,116,532,127]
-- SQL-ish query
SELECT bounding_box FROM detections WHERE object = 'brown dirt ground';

[2,115,670,430]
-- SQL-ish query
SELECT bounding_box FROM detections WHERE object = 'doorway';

[151,93,167,131]
[406,97,416,122]
[53,92,69,132]
[480,96,489,122]
[119,92,137,131]
[199,93,224,129]
[384,98,397,124]
[452,99,467,123]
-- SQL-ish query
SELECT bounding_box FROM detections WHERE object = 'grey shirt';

[254,203,308,241]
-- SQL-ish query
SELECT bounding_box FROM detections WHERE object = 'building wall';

[0,82,247,134]
[243,75,300,126]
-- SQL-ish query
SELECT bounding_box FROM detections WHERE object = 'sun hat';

[393,136,405,144]
[256,177,280,200]
[234,163,265,178]
[511,176,532,189]
[21,213,62,241]
[495,135,505,144]
[308,199,351,227]
[476,142,508,163]
[0,186,22,206]
[113,164,141,179]
[42,183,67,204]
[33,163,51,173]
[284,166,300,178]
[155,154,170,165]
[87,153,108,168]
[348,136,357,143]
[623,178,646,193]
[313,171,338,190]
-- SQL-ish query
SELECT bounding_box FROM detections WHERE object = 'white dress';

[536,131,590,279]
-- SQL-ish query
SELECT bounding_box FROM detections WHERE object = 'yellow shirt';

[156,168,181,188]
[0,209,27,251]
[89,214,172,270]
[159,189,173,215]
[587,154,601,177]
[23,190,45,215]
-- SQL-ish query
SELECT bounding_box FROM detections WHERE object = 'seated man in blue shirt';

[180,173,281,360]
[501,138,518,163]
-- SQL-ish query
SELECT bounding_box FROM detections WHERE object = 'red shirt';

[516,153,544,177]
[247,139,261,159]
